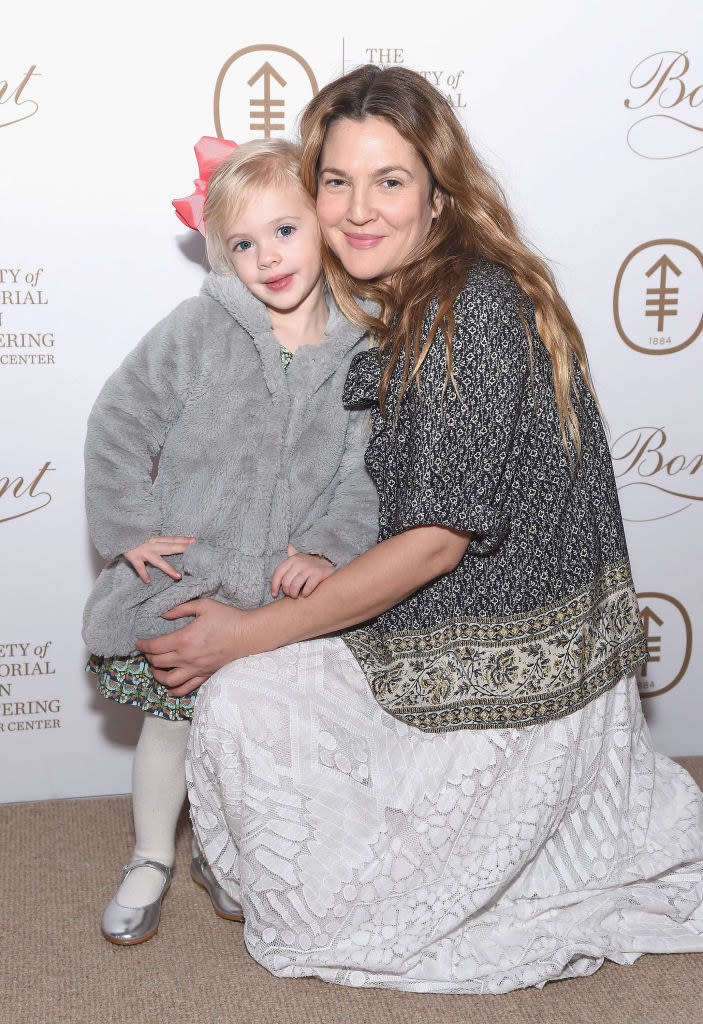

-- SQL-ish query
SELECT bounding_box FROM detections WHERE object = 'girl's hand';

[124,536,196,584]
[271,543,335,598]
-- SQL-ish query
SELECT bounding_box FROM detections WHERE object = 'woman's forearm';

[139,524,471,694]
[239,524,471,657]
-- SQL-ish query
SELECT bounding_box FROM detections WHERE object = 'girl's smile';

[264,273,294,290]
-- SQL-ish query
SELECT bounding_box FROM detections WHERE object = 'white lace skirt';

[186,637,703,994]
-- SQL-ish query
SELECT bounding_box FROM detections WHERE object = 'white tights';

[116,713,191,907]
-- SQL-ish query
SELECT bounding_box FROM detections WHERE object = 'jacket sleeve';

[291,409,379,567]
[393,273,540,555]
[84,299,201,561]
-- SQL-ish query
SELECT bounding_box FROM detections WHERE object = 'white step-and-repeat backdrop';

[2,0,701,802]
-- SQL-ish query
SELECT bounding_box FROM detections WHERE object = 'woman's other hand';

[124,535,196,584]
[271,544,335,598]
[136,598,251,695]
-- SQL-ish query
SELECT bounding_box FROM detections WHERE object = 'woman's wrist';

[242,600,306,656]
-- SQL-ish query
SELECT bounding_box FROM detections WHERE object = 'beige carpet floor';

[2,759,703,1024]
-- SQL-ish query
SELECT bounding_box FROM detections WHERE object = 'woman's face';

[316,116,442,281]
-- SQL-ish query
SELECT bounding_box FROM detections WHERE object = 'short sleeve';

[343,349,382,409]
[393,268,536,555]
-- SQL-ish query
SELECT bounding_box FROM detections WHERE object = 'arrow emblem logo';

[645,254,682,332]
[248,61,287,138]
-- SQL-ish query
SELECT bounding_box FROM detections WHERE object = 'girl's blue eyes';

[231,225,295,252]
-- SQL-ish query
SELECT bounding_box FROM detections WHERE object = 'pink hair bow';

[172,136,238,236]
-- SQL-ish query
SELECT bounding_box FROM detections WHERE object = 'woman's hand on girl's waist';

[136,597,252,695]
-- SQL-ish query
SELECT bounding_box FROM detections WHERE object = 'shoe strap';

[121,858,172,883]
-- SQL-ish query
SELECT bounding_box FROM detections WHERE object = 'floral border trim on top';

[344,559,647,732]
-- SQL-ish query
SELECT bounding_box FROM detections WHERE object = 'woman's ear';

[431,189,445,221]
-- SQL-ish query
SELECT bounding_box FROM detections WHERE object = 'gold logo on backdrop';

[0,65,40,129]
[637,593,692,697]
[613,240,703,354]
[625,51,703,159]
[0,461,54,523]
[214,45,318,140]
[612,427,703,522]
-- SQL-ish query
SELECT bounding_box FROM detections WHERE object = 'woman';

[139,66,703,992]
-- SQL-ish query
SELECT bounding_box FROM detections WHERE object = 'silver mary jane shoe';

[101,858,172,945]
[190,853,244,921]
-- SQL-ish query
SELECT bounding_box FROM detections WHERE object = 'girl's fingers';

[149,555,182,581]
[286,572,306,599]
[154,536,196,552]
[126,556,151,584]
[281,567,298,595]
[301,575,318,597]
[271,562,288,596]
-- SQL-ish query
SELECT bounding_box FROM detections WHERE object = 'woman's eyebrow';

[319,165,413,178]
[374,165,412,178]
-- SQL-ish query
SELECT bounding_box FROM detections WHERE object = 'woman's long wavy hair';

[299,64,595,455]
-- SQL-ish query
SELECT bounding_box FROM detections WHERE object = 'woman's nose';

[347,186,375,225]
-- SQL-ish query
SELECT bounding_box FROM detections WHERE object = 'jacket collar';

[202,270,376,397]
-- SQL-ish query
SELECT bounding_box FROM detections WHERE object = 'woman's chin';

[340,254,388,282]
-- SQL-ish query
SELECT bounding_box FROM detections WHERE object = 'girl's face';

[224,183,323,314]
[316,116,442,282]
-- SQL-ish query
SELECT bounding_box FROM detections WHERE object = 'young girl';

[83,138,378,945]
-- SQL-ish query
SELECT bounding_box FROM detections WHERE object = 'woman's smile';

[343,232,386,249]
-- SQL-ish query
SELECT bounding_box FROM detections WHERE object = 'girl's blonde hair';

[204,138,310,273]
[299,65,596,456]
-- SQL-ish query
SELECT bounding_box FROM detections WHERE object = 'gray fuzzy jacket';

[83,272,378,655]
